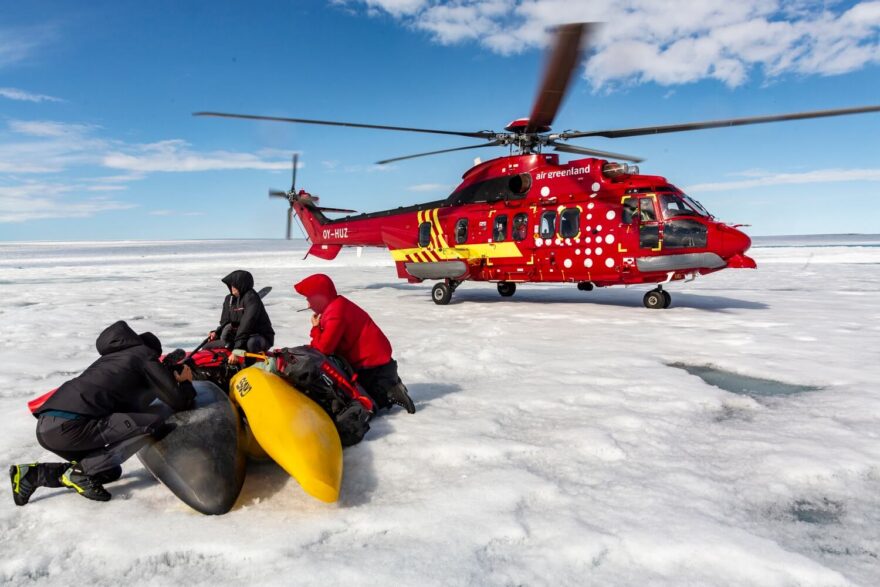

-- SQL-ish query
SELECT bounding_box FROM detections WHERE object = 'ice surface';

[1,236,878,586]
[668,363,822,398]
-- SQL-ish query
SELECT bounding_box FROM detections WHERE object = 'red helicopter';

[196,24,880,308]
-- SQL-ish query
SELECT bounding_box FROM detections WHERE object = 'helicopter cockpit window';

[540,211,557,239]
[660,194,691,218]
[659,192,710,218]
[455,218,468,244]
[639,198,657,222]
[622,199,638,224]
[512,213,528,241]
[493,215,508,242]
[681,193,711,217]
[560,208,579,238]
[418,221,432,248]
[664,218,708,248]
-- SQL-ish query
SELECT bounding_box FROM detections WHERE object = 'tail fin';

[291,194,331,242]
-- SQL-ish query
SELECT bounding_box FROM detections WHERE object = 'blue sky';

[1,0,879,240]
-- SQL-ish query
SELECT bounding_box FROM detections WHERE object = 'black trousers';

[205,324,272,352]
[356,360,402,410]
[36,412,165,475]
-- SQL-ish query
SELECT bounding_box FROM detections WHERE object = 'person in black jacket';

[9,321,195,505]
[207,269,274,352]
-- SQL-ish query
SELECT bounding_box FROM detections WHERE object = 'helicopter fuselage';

[292,153,755,306]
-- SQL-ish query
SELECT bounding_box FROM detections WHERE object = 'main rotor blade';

[376,140,504,165]
[194,111,497,139]
[525,23,593,134]
[550,141,643,163]
[558,104,880,140]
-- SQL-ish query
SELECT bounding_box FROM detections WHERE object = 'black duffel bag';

[274,345,374,447]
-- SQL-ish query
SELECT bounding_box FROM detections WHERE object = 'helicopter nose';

[718,225,756,268]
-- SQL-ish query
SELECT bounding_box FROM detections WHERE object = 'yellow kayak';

[229,366,342,503]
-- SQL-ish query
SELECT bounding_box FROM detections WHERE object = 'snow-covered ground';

[1,236,878,586]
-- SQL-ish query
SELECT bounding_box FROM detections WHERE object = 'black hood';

[221,270,254,295]
[139,332,162,355]
[95,321,143,356]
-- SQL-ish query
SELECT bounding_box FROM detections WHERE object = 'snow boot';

[9,462,68,506]
[387,382,416,414]
[61,463,111,502]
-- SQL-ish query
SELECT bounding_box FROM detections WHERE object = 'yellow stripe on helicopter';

[391,208,524,262]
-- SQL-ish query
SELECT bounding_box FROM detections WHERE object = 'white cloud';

[9,120,96,138]
[0,182,136,223]
[103,140,292,172]
[0,26,51,68]
[148,209,207,217]
[0,87,63,103]
[0,120,293,223]
[342,0,880,88]
[686,168,880,192]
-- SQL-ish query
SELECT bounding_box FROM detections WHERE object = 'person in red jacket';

[294,274,415,414]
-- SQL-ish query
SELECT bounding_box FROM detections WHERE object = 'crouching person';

[207,270,274,353]
[10,321,194,505]
[293,274,415,414]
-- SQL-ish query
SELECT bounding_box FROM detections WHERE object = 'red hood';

[294,274,338,313]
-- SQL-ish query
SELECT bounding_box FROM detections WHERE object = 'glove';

[254,355,279,375]
[387,381,416,414]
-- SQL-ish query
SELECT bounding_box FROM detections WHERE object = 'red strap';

[320,362,374,412]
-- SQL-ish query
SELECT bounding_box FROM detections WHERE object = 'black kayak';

[137,380,245,515]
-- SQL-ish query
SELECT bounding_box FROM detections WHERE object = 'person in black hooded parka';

[9,320,195,505]
[207,269,274,352]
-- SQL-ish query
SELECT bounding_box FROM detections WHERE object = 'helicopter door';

[638,196,661,250]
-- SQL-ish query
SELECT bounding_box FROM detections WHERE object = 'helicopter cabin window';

[418,221,432,248]
[512,213,529,241]
[664,219,708,249]
[639,197,657,222]
[560,208,579,238]
[622,199,638,224]
[493,215,508,242]
[455,218,468,244]
[540,211,557,239]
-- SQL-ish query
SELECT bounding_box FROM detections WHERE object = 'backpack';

[274,346,374,446]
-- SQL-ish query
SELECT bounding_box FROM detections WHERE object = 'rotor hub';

[504,118,551,133]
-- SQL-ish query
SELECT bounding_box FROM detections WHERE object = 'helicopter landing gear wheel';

[662,290,672,308]
[497,282,516,297]
[577,281,594,291]
[432,282,452,305]
[643,288,669,309]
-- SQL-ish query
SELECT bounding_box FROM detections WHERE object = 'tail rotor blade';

[291,153,298,192]
[286,206,293,240]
